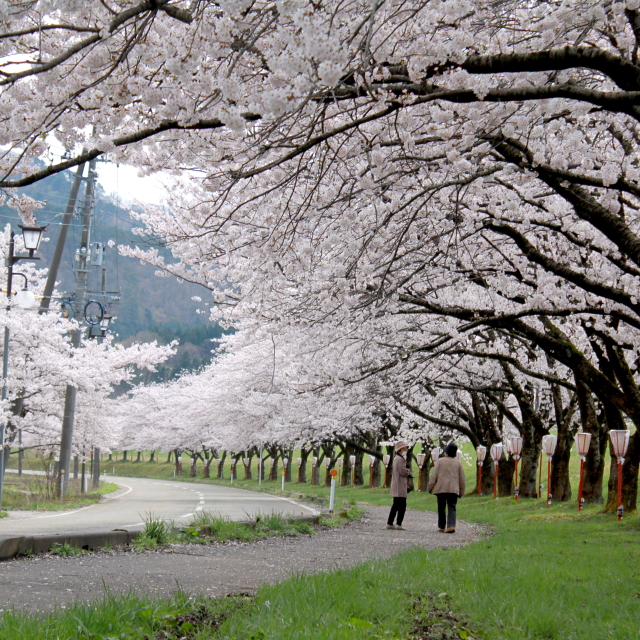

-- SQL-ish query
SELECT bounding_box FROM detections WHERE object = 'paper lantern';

[490,443,503,463]
[416,453,426,467]
[383,454,390,466]
[543,435,557,457]
[575,432,592,457]
[431,447,441,463]
[349,455,356,466]
[610,430,630,459]
[510,437,523,457]
[476,445,487,463]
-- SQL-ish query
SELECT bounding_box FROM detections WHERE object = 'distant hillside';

[0,167,229,380]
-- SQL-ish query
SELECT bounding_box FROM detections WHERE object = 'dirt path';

[0,505,480,614]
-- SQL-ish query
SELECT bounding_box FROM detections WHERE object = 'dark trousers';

[387,497,406,526]
[437,493,458,529]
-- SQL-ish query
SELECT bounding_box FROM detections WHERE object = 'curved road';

[0,476,318,535]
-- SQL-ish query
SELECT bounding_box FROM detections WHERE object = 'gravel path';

[0,504,480,613]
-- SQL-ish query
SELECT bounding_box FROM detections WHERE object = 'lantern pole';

[368,455,375,488]
[416,453,426,491]
[538,449,543,499]
[575,432,591,512]
[510,437,523,502]
[490,444,502,500]
[610,430,630,520]
[542,435,557,508]
[476,446,486,497]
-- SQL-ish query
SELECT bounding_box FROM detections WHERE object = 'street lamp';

[510,437,523,501]
[575,432,592,512]
[543,435,557,507]
[311,456,317,486]
[350,454,356,487]
[490,443,503,499]
[382,454,390,488]
[610,430,630,521]
[0,224,46,510]
[476,445,487,497]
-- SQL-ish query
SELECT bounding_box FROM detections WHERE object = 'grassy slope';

[4,451,639,639]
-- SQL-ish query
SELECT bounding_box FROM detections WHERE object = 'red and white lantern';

[476,445,487,497]
[416,453,426,491]
[510,436,523,501]
[369,455,376,488]
[490,443,503,499]
[543,435,557,507]
[575,432,591,511]
[610,430,630,520]
[349,454,356,486]
[382,454,391,488]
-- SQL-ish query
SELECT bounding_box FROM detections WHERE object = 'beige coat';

[427,456,466,496]
[390,454,410,498]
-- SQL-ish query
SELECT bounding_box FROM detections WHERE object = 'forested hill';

[0,166,228,380]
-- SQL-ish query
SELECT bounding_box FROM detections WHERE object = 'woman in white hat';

[387,440,411,530]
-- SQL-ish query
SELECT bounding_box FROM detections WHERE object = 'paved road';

[0,476,318,536]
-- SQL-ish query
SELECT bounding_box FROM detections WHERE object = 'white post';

[329,474,336,513]
[281,470,285,491]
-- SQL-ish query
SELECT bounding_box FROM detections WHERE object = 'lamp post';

[416,453,426,491]
[543,435,557,507]
[296,457,302,483]
[476,446,487,497]
[337,457,343,487]
[490,443,503,499]
[311,456,317,486]
[243,457,250,480]
[575,432,592,512]
[324,457,330,486]
[283,457,289,484]
[510,437,523,501]
[176,455,182,477]
[610,430,630,520]
[369,455,376,488]
[0,224,46,509]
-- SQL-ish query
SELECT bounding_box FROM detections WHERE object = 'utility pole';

[58,158,97,496]
[39,162,86,314]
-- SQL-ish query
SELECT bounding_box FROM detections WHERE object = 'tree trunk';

[576,378,607,503]
[498,453,515,497]
[149,450,155,463]
[550,430,573,502]
[123,450,128,462]
[166,450,172,464]
[518,423,542,498]
[136,451,141,463]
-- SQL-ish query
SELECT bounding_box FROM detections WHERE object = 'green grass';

[0,590,250,640]
[3,452,639,639]
[0,474,118,511]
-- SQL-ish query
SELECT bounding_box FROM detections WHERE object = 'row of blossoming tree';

[1,0,640,510]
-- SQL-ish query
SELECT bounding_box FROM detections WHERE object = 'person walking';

[387,440,411,530]
[427,442,465,533]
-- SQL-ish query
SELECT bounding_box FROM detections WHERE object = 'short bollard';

[329,469,338,513]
